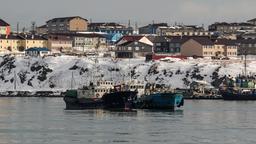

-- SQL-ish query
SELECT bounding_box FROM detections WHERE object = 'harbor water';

[0,98,256,144]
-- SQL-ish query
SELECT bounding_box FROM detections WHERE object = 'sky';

[1,0,256,29]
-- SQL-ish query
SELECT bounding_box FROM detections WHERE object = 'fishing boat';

[101,84,138,110]
[220,52,256,100]
[220,75,256,100]
[137,83,184,110]
[184,80,222,99]
[63,81,114,110]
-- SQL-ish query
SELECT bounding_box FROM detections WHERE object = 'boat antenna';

[129,57,132,84]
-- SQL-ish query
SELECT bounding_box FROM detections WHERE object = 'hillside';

[0,55,255,92]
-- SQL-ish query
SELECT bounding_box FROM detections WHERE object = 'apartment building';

[47,16,88,33]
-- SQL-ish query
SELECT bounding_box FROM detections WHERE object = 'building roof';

[118,41,151,47]
[0,19,10,26]
[25,47,49,52]
[238,39,256,44]
[19,34,47,40]
[190,37,214,45]
[47,16,88,23]
[214,39,237,46]
[88,22,125,27]
[37,25,47,28]
[116,35,144,44]
[0,34,23,40]
[210,22,255,27]
[147,36,171,43]
[140,23,168,29]
[248,18,256,22]
[48,32,106,38]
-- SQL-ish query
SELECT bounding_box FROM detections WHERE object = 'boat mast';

[129,57,132,84]
[244,47,248,77]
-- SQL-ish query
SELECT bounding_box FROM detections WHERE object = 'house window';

[135,42,138,45]
[156,43,161,46]
[175,43,180,47]
[135,47,139,51]
[128,47,132,50]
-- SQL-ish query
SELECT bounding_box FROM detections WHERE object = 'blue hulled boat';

[136,83,184,110]
[138,92,184,109]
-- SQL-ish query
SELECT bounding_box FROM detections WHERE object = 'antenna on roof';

[22,27,26,34]
[152,20,155,24]
[17,22,19,34]
[90,18,92,23]
[128,19,131,28]
[31,21,36,34]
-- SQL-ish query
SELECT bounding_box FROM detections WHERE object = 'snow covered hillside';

[0,55,255,92]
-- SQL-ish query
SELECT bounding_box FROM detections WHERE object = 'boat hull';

[63,96,104,110]
[64,90,138,110]
[221,91,256,100]
[138,92,184,109]
[102,91,138,110]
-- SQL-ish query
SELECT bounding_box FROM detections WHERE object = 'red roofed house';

[0,19,11,36]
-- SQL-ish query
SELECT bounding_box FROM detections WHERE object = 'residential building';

[46,16,88,33]
[139,23,168,34]
[209,22,255,34]
[181,37,237,57]
[214,39,237,57]
[240,33,256,39]
[0,35,23,52]
[157,25,211,36]
[47,33,73,52]
[88,22,133,43]
[149,36,171,54]
[72,33,107,51]
[237,39,256,55]
[36,25,48,34]
[115,35,153,58]
[0,19,11,36]
[247,18,256,25]
[19,34,48,49]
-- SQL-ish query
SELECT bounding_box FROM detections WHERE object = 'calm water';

[0,98,256,144]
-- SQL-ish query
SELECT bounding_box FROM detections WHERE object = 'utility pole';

[14,70,17,91]
[71,71,74,89]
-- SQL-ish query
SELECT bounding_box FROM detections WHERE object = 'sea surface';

[0,98,256,144]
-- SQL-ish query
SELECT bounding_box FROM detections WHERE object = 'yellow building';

[19,35,48,49]
[0,34,48,53]
[181,37,237,58]
[0,35,23,52]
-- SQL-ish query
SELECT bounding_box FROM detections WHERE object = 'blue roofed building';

[25,47,51,57]
[88,22,133,43]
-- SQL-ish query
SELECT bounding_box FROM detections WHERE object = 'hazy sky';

[1,0,256,29]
